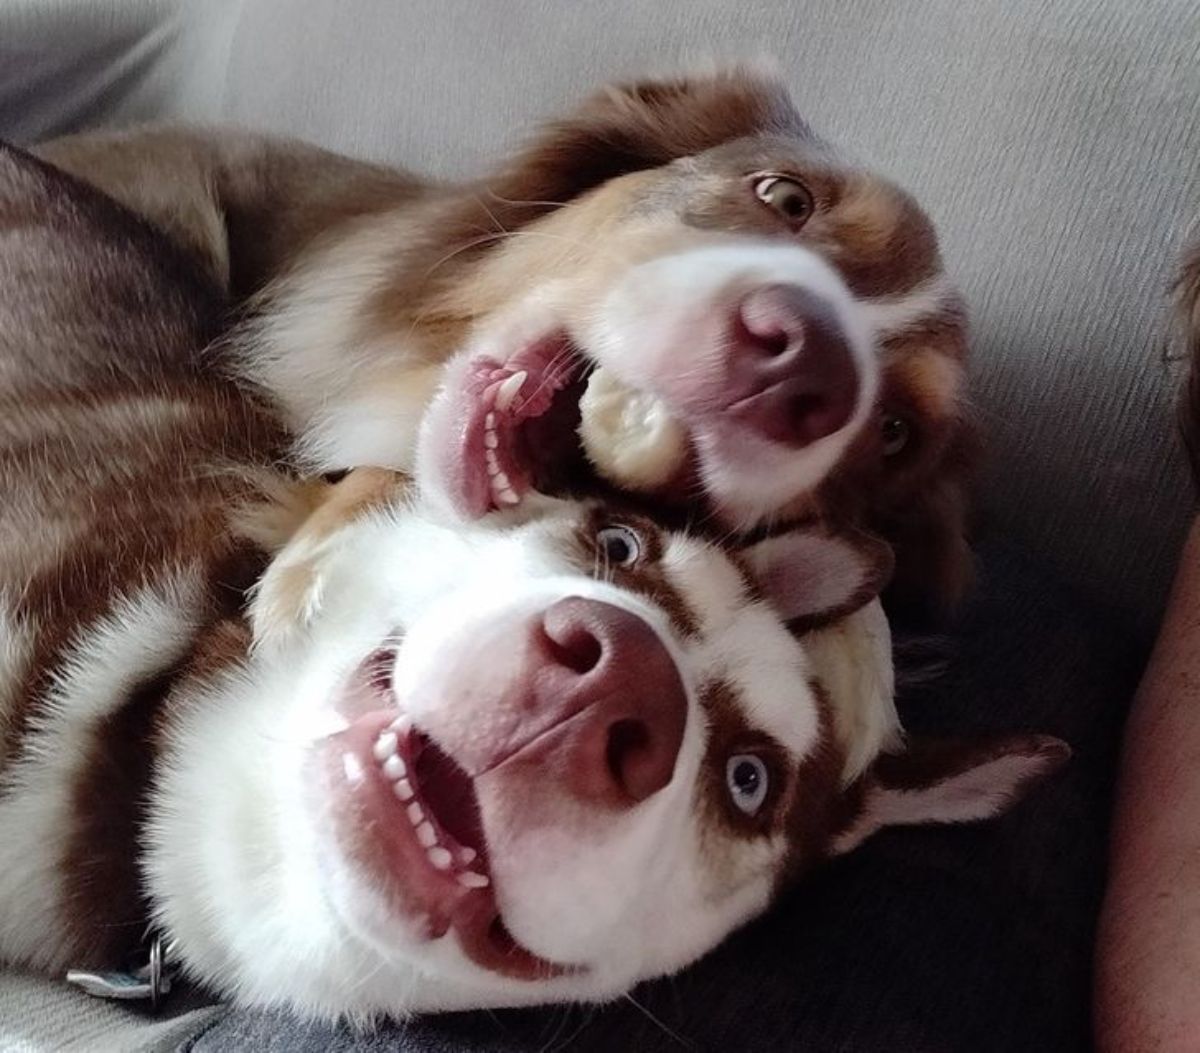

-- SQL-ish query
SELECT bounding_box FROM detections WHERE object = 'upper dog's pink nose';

[726,284,860,447]
[534,597,687,804]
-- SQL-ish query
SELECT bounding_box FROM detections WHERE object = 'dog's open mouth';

[453,331,590,515]
[323,651,569,981]
[443,330,697,517]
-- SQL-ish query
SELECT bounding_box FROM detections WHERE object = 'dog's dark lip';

[318,648,577,981]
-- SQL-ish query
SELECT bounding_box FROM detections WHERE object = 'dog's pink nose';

[726,284,860,447]
[535,597,687,804]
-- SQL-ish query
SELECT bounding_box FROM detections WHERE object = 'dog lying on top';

[0,144,1067,1020]
[36,66,977,615]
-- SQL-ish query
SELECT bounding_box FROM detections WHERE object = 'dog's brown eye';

[596,524,642,567]
[882,414,911,456]
[753,175,814,226]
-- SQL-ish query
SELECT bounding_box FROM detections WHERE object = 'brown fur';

[0,142,290,965]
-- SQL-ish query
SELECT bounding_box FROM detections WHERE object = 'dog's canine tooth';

[390,714,411,735]
[496,485,520,505]
[373,732,398,761]
[406,802,424,825]
[457,872,490,889]
[382,754,406,780]
[427,846,452,870]
[393,779,415,801]
[415,821,438,848]
[494,370,527,413]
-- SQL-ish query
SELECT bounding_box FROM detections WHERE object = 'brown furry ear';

[489,68,808,212]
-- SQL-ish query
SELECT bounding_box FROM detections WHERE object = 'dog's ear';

[492,67,808,210]
[743,528,893,631]
[830,733,1070,855]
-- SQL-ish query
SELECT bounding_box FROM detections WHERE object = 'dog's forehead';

[658,532,823,756]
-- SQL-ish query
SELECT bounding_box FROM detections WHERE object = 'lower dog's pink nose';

[726,284,860,446]
[533,597,687,805]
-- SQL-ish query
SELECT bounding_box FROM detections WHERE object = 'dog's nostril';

[789,392,825,422]
[541,622,603,675]
[606,717,652,798]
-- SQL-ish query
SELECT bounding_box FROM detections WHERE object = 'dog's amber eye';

[596,524,642,567]
[882,414,911,456]
[753,175,814,226]
[726,754,770,815]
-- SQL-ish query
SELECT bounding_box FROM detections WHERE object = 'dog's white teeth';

[416,821,438,848]
[390,714,411,735]
[484,411,496,430]
[382,754,406,781]
[427,846,453,870]
[457,846,477,865]
[484,430,499,450]
[495,370,527,413]
[457,871,490,889]
[407,802,424,825]
[373,732,397,762]
[485,449,501,476]
[496,485,520,506]
[393,779,414,801]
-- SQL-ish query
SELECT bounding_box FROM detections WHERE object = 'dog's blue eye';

[596,524,642,567]
[726,754,769,815]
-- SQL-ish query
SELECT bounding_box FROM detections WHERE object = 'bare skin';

[1096,515,1200,1051]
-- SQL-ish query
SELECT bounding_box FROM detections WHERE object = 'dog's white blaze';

[0,574,202,971]
[660,534,823,756]
[859,274,956,340]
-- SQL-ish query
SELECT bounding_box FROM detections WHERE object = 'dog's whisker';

[622,992,696,1050]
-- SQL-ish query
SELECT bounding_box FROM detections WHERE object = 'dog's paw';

[248,535,333,647]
